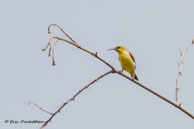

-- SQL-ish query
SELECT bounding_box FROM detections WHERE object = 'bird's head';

[108,45,128,53]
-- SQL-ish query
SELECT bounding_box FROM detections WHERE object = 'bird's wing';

[129,51,136,63]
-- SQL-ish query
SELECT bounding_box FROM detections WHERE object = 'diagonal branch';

[116,71,194,119]
[40,70,113,129]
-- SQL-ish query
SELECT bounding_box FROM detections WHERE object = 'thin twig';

[48,24,77,44]
[29,101,53,115]
[176,40,194,103]
[42,38,52,57]
[40,70,113,129]
[51,39,59,66]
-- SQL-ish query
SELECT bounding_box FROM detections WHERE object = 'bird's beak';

[107,48,116,51]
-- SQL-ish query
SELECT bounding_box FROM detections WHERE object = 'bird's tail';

[134,74,139,81]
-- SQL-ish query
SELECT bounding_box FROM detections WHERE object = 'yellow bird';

[108,45,139,81]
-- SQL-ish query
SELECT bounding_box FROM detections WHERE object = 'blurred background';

[0,0,194,129]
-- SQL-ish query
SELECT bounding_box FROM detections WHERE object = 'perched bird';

[108,45,139,81]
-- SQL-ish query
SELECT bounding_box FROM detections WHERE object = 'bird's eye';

[117,47,121,49]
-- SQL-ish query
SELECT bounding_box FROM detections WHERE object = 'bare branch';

[40,70,113,129]
[176,40,193,103]
[40,24,194,129]
[28,101,53,115]
[116,71,194,119]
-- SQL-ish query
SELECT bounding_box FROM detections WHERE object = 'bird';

[108,45,139,81]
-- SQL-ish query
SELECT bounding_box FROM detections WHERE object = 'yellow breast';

[118,51,136,74]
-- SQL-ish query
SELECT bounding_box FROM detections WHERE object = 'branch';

[40,24,194,129]
[29,101,53,115]
[116,71,194,119]
[40,70,113,129]
[176,40,194,103]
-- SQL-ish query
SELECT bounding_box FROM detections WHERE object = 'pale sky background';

[0,0,194,129]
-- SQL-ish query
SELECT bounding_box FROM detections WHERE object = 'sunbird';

[108,45,139,81]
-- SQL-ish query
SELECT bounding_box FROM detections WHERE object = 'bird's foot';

[118,69,123,73]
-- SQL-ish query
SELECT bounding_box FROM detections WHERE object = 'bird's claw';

[118,70,123,73]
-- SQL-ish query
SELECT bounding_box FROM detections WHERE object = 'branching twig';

[29,101,53,115]
[44,24,115,69]
[176,40,194,104]
[40,70,113,129]
[42,38,52,57]
[40,24,194,129]
[48,24,77,44]
[44,36,115,70]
